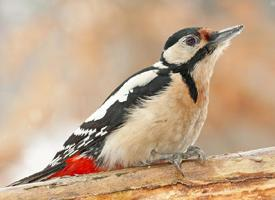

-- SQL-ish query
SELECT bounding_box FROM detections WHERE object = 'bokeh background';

[1,0,275,186]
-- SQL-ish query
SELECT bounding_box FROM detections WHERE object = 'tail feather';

[9,154,104,186]
[8,163,65,186]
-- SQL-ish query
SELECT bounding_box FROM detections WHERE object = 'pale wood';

[1,147,275,200]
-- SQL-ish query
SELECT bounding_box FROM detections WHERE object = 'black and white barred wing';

[48,66,172,167]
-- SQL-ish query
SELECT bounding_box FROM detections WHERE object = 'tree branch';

[1,147,275,199]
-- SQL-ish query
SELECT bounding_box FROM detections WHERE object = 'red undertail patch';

[49,153,105,179]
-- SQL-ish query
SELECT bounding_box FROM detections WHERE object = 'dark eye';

[185,36,198,46]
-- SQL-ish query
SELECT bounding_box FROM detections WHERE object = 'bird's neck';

[192,62,214,88]
[190,53,221,104]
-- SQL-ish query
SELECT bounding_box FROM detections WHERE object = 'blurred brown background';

[1,0,275,186]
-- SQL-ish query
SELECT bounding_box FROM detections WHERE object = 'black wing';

[10,66,172,186]
[49,66,172,166]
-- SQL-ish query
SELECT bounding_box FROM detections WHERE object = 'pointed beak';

[209,25,244,44]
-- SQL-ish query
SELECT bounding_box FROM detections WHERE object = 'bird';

[10,25,243,186]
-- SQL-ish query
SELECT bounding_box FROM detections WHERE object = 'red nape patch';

[48,153,106,179]
[199,28,211,41]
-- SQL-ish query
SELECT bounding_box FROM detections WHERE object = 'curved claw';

[147,146,206,175]
[186,145,206,162]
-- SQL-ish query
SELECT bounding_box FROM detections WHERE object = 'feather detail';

[48,153,105,178]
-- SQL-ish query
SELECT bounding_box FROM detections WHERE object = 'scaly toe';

[186,146,206,162]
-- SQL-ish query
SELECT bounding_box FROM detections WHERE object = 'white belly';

[99,74,209,168]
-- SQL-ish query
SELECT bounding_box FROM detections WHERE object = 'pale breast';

[99,74,208,168]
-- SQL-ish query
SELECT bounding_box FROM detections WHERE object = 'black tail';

[8,163,65,186]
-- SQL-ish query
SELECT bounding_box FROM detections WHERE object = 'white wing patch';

[74,128,90,136]
[48,126,108,167]
[153,61,168,69]
[95,126,108,137]
[85,70,159,122]
[48,69,160,167]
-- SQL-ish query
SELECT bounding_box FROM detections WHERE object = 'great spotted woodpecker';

[10,25,243,186]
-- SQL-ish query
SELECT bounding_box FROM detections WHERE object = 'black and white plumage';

[10,25,243,186]
[50,65,172,166]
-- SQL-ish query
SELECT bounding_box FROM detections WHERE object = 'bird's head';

[161,25,244,80]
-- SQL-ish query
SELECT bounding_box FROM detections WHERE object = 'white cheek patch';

[163,42,199,65]
[85,70,159,122]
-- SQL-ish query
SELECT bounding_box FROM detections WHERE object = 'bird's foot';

[150,145,206,175]
[184,145,206,162]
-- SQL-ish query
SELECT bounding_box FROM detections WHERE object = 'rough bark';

[1,147,275,200]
